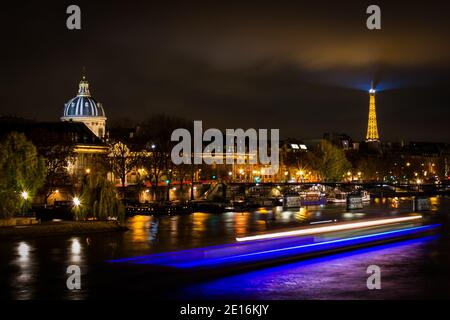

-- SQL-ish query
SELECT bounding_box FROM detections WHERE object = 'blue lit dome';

[61,75,107,138]
[63,76,106,117]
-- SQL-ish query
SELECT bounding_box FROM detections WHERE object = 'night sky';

[1,1,449,142]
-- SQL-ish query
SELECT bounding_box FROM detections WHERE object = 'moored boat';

[299,190,327,206]
[327,189,348,203]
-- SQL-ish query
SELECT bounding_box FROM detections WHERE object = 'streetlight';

[73,197,81,207]
[21,191,28,200]
[21,191,29,216]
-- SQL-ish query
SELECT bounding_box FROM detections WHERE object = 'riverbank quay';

[0,220,128,240]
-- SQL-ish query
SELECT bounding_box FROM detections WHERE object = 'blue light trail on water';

[178,235,440,299]
[108,224,440,269]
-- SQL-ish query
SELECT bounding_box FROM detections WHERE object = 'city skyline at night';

[2,0,450,308]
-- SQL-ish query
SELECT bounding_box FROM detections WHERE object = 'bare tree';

[138,114,192,202]
[32,129,76,205]
[108,141,140,191]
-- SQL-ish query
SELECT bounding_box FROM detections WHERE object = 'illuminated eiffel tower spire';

[366,81,380,142]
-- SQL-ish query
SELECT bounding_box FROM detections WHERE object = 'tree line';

[2,114,439,219]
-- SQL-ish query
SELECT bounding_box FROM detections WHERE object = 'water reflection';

[234,212,251,237]
[391,197,399,208]
[430,196,439,212]
[129,215,153,243]
[294,207,308,222]
[122,197,442,252]
[177,235,437,300]
[70,238,81,263]
[18,242,30,261]
[149,218,159,241]
[0,196,448,299]
[13,241,34,299]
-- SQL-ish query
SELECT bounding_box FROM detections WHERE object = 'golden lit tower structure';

[365,82,379,142]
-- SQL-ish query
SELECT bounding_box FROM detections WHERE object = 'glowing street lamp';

[20,191,29,216]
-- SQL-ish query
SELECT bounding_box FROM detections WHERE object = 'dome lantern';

[77,75,91,97]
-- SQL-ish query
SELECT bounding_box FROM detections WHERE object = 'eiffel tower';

[366,82,380,142]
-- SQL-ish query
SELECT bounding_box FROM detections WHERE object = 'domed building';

[61,75,107,138]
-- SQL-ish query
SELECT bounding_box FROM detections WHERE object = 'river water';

[1,196,449,300]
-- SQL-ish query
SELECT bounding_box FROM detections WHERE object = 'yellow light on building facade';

[21,191,28,200]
